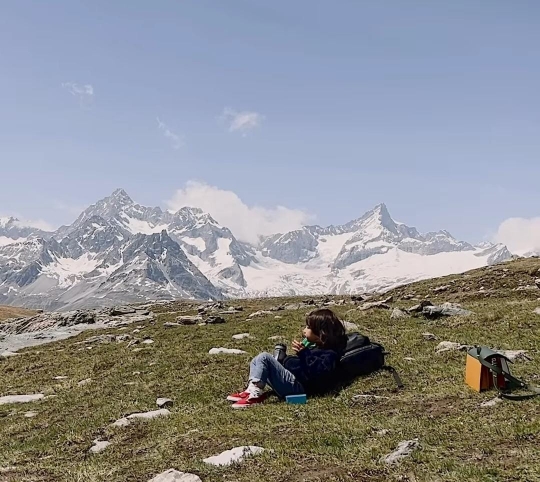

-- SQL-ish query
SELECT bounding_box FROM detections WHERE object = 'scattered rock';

[247,310,273,319]
[232,333,251,340]
[534,308,540,316]
[422,303,473,318]
[515,285,537,291]
[53,376,68,380]
[381,439,421,465]
[203,446,265,467]
[175,315,203,325]
[274,315,282,320]
[407,300,433,313]
[157,398,173,409]
[1,351,19,358]
[435,341,472,353]
[163,322,182,328]
[401,294,415,300]
[359,301,390,311]
[219,308,243,315]
[206,316,226,325]
[404,357,415,361]
[89,439,111,454]
[535,278,540,288]
[390,308,408,320]
[148,469,202,482]
[208,348,247,355]
[78,378,92,387]
[343,321,359,332]
[432,285,450,293]
[109,306,136,316]
[376,429,390,436]
[497,350,530,362]
[24,411,38,418]
[133,329,141,333]
[0,394,44,405]
[112,409,171,427]
[480,397,503,408]
[268,336,286,341]
[422,332,437,341]
[142,339,154,345]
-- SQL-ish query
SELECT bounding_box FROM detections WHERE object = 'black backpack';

[338,333,403,388]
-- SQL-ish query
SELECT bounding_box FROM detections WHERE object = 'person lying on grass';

[227,308,348,408]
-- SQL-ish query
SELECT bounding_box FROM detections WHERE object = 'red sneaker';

[227,390,250,402]
[231,393,268,409]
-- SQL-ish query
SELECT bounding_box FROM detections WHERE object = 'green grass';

[1,259,540,481]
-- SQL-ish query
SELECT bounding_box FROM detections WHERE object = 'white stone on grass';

[343,321,358,332]
[157,398,173,409]
[208,348,246,355]
[203,446,265,467]
[148,469,202,482]
[497,350,530,362]
[232,333,251,340]
[112,408,171,427]
[534,307,540,315]
[0,394,44,405]
[142,339,154,344]
[435,341,472,353]
[77,378,92,386]
[381,439,421,465]
[53,376,68,380]
[480,397,503,408]
[24,411,38,418]
[1,351,19,358]
[89,439,111,454]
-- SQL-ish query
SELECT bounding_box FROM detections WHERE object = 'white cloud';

[157,117,184,150]
[61,82,94,108]
[14,218,55,232]
[53,201,86,216]
[219,107,264,136]
[494,217,540,255]
[166,181,314,244]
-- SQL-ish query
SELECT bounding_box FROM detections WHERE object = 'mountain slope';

[0,190,512,309]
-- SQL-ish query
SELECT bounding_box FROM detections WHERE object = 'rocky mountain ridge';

[0,189,512,309]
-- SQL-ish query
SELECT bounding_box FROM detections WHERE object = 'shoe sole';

[227,396,244,402]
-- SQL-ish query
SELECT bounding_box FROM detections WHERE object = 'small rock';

[0,394,45,405]
[0,351,19,358]
[163,322,182,328]
[248,310,273,319]
[176,315,203,325]
[53,376,68,380]
[133,329,141,333]
[24,411,38,418]
[232,333,251,340]
[535,278,540,288]
[343,321,358,332]
[406,300,433,313]
[268,336,285,341]
[381,439,421,465]
[219,309,242,315]
[376,429,390,436]
[89,439,111,454]
[109,306,136,316]
[208,348,247,355]
[435,341,472,353]
[203,446,265,467]
[534,308,540,315]
[404,357,415,361]
[390,308,408,320]
[148,469,202,482]
[157,398,173,409]
[206,316,226,325]
[132,371,141,375]
[423,303,473,318]
[480,397,503,408]
[432,285,450,293]
[112,409,171,427]
[497,350,530,362]
[359,301,390,311]
[142,339,154,345]
[422,332,437,341]
[78,378,92,387]
[274,315,282,319]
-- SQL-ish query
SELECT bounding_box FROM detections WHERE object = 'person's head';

[303,308,347,351]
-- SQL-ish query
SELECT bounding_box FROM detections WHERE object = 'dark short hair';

[306,308,347,351]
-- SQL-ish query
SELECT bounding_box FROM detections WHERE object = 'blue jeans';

[249,352,305,398]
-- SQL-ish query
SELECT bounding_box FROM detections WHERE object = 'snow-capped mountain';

[0,190,512,309]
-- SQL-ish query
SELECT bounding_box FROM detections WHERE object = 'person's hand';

[292,340,305,353]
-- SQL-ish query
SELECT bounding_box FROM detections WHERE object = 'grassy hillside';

[0,304,37,322]
[1,259,540,481]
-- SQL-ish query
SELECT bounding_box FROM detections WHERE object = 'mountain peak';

[109,188,133,205]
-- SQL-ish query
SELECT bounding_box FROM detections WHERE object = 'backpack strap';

[382,365,404,389]
[476,354,540,401]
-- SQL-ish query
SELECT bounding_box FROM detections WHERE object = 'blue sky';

[1,1,540,248]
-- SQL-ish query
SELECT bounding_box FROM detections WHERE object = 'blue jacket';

[282,348,340,395]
